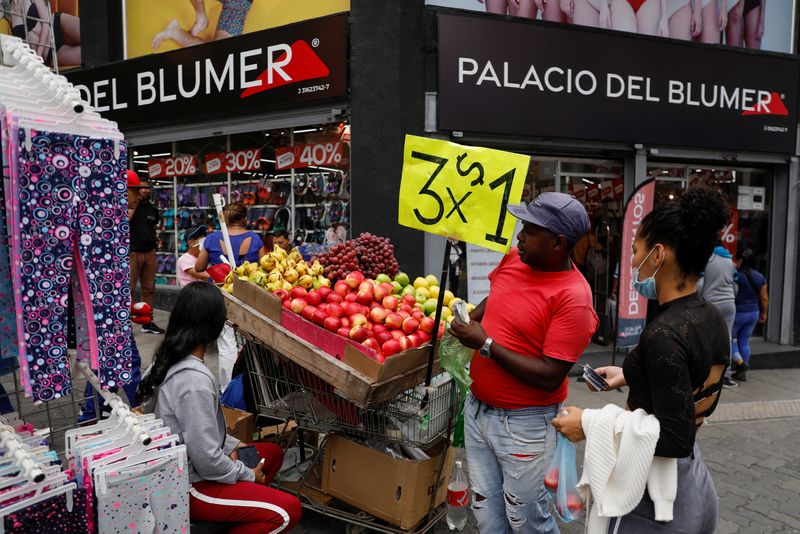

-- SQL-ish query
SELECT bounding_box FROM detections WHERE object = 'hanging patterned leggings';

[10,128,133,401]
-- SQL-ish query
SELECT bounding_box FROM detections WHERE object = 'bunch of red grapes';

[315,233,400,281]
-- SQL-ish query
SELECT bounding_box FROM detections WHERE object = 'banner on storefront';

[124,0,349,59]
[275,140,348,170]
[205,149,262,174]
[438,13,799,153]
[66,14,348,130]
[148,155,199,178]
[427,1,794,54]
[398,135,529,253]
[616,180,656,349]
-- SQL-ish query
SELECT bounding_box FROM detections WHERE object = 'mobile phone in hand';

[237,446,261,468]
[583,364,610,391]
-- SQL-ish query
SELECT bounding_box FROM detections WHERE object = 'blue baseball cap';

[507,192,590,244]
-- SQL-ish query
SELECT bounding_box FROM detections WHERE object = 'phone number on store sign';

[297,84,331,95]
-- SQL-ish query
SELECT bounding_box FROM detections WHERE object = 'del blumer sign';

[438,13,799,154]
[67,14,348,129]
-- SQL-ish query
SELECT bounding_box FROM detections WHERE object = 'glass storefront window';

[131,123,351,286]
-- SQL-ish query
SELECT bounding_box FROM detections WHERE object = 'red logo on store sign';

[241,40,329,98]
[741,92,789,117]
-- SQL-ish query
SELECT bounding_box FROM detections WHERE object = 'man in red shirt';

[450,192,598,533]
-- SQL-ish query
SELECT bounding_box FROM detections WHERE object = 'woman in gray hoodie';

[137,282,301,533]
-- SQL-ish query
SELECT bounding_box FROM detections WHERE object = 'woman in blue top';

[195,202,266,271]
[193,201,266,389]
[732,249,768,382]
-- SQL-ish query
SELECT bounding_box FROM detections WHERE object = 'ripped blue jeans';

[464,393,560,534]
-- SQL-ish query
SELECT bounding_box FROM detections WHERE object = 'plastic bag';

[220,374,247,410]
[439,332,473,391]
[545,434,584,522]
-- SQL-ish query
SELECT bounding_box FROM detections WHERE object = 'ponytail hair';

[136,282,227,404]
[639,188,729,277]
[736,248,756,274]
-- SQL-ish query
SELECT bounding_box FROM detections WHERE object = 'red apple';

[282,299,292,310]
[391,330,405,340]
[417,330,431,343]
[382,339,401,357]
[411,310,425,321]
[407,333,422,347]
[358,281,374,294]
[372,324,388,336]
[382,295,399,311]
[312,310,327,326]
[345,271,365,289]
[340,317,351,329]
[325,293,343,304]
[317,286,332,301]
[369,301,381,310]
[290,298,307,314]
[375,331,393,345]
[397,335,412,352]
[334,281,350,297]
[401,294,417,307]
[349,325,369,343]
[380,282,395,296]
[301,306,317,321]
[337,327,350,337]
[305,290,321,306]
[327,304,345,318]
[397,310,411,320]
[438,325,445,338]
[273,289,289,301]
[317,303,329,314]
[402,317,420,334]
[374,284,390,302]
[567,494,583,512]
[385,313,403,330]
[419,317,435,334]
[362,337,380,352]
[289,287,307,300]
[374,353,386,363]
[544,468,559,490]
[370,307,387,324]
[350,313,368,327]
[344,302,362,317]
[357,290,374,306]
[324,316,341,332]
[344,293,358,303]
[398,304,412,313]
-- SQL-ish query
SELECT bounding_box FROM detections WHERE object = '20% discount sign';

[397,135,529,387]
[398,135,529,253]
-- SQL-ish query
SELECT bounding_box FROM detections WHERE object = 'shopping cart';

[240,330,459,534]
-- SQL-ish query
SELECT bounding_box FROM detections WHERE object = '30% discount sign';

[398,135,529,253]
[397,135,529,390]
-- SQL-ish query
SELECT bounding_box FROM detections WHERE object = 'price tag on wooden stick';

[398,135,529,253]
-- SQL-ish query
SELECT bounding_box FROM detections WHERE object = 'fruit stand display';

[221,239,465,532]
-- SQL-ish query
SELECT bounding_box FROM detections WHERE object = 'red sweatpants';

[190,443,302,534]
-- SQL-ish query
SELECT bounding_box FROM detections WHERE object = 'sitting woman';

[552,188,730,533]
[137,282,301,533]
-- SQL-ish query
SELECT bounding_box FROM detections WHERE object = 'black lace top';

[623,293,730,458]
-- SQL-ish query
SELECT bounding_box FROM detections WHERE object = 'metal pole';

[425,240,452,387]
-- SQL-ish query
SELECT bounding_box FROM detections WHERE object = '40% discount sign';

[398,135,529,253]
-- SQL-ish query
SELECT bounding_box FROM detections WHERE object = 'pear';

[295,261,308,276]
[311,261,324,277]
[298,275,314,289]
[259,254,276,271]
[284,268,299,283]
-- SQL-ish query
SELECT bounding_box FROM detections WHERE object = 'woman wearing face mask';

[551,188,730,533]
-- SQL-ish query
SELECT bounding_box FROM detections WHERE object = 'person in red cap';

[127,169,165,334]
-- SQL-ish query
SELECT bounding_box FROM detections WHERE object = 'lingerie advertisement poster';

[0,0,81,68]
[426,0,794,54]
[437,12,799,153]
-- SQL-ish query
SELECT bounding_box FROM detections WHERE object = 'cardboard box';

[321,435,454,530]
[223,406,256,443]
[232,278,283,323]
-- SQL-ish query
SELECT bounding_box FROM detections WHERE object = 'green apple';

[415,286,430,300]
[413,277,429,290]
[391,281,403,294]
[423,298,439,316]
[443,290,455,307]
[415,292,427,304]
[425,274,439,287]
[376,273,392,284]
[394,271,410,287]
[402,285,416,296]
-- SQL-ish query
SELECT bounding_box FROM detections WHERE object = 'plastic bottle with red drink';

[446,460,469,531]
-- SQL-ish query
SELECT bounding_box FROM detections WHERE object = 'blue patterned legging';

[9,128,134,401]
